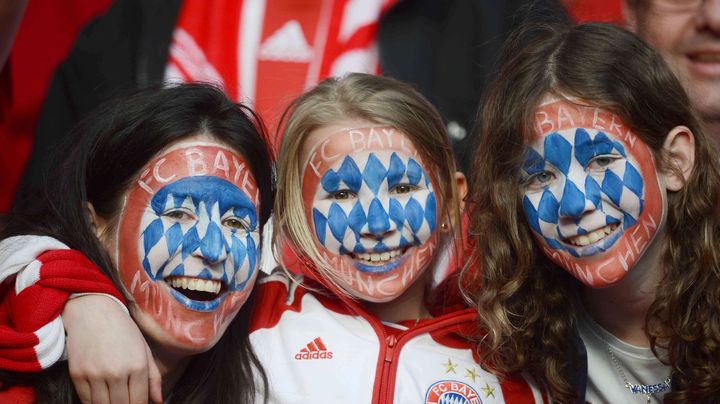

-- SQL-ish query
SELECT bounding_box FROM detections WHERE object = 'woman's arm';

[0,236,162,403]
[63,296,163,404]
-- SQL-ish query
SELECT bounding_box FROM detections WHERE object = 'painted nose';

[363,198,397,237]
[697,0,720,33]
[194,223,229,264]
[558,179,596,218]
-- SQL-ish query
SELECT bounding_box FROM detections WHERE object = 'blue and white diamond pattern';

[312,151,437,255]
[138,176,259,291]
[522,128,644,256]
[438,392,472,404]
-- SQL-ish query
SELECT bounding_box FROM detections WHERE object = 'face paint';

[302,126,440,302]
[117,139,261,348]
[520,100,665,287]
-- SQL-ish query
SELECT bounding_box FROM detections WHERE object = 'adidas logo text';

[294,337,333,360]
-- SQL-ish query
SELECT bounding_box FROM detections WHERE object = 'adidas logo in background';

[294,337,333,360]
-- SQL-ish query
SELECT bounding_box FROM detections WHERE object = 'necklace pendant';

[605,340,671,402]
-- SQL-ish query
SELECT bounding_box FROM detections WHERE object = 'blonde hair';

[273,73,463,295]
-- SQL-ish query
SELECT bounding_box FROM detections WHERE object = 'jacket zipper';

[377,334,398,404]
[374,310,478,404]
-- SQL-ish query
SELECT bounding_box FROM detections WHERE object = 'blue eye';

[588,154,622,171]
[524,171,556,190]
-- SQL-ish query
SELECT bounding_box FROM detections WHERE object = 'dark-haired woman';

[0,83,273,403]
[466,23,720,403]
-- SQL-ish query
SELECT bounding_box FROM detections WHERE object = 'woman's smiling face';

[520,99,666,287]
[301,122,442,302]
[111,134,262,351]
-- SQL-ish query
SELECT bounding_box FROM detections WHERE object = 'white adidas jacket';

[249,270,547,404]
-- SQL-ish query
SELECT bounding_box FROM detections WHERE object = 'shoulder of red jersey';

[249,268,357,331]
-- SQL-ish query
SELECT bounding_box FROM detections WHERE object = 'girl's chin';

[576,273,627,289]
[144,325,223,356]
[130,306,230,354]
[337,276,409,303]
[353,291,405,303]
[557,260,629,289]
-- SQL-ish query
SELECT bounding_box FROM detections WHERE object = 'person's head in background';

[467,21,719,402]
[274,73,466,321]
[1,83,274,403]
[626,0,720,142]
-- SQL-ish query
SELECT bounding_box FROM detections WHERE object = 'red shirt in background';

[564,0,624,24]
[0,0,112,212]
[0,0,624,213]
[167,0,396,146]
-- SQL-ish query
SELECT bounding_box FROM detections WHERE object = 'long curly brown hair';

[464,23,720,403]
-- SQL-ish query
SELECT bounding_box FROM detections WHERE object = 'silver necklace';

[603,340,671,404]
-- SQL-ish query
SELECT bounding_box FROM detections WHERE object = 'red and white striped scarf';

[0,236,126,372]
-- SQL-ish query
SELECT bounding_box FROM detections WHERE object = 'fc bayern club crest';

[425,380,482,404]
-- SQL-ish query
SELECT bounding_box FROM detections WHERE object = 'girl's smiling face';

[520,100,666,287]
[301,122,442,302]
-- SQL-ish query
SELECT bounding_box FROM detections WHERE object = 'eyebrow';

[151,177,257,219]
[163,190,258,229]
[321,156,362,193]
[320,152,429,192]
[574,129,626,166]
[388,153,427,187]
[522,147,546,175]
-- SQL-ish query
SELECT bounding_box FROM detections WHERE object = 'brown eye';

[390,184,417,195]
[331,190,356,200]
[222,217,250,231]
[163,209,194,221]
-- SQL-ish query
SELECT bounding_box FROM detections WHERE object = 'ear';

[454,172,468,212]
[440,172,468,233]
[623,1,639,32]
[85,202,109,239]
[661,125,695,192]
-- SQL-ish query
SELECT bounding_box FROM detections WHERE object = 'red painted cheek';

[537,142,666,287]
[302,164,322,224]
[118,199,253,346]
[633,146,664,228]
[115,143,260,347]
[120,267,252,346]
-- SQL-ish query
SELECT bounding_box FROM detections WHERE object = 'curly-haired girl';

[466,22,720,403]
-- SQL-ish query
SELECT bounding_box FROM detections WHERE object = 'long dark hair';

[1,83,273,403]
[464,23,720,402]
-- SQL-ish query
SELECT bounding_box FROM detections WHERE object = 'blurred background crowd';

[0,0,625,212]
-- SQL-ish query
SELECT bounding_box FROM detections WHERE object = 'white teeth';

[168,277,222,294]
[356,249,403,264]
[587,231,601,244]
[694,53,720,63]
[566,223,619,247]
